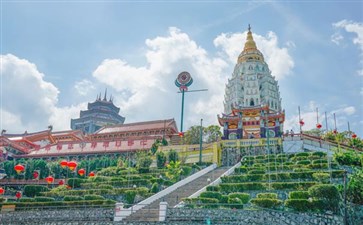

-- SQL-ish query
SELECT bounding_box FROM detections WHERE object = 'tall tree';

[204,125,222,143]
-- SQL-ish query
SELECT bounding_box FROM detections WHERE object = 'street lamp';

[199,119,203,165]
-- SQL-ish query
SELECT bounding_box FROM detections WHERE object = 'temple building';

[71,90,125,134]
[218,26,285,139]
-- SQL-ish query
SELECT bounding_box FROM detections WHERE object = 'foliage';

[271,182,317,190]
[63,196,84,201]
[19,198,35,202]
[308,184,339,212]
[180,166,192,176]
[200,191,222,201]
[206,186,220,192]
[228,192,250,204]
[34,197,55,202]
[168,150,179,163]
[250,198,282,209]
[204,125,222,143]
[347,169,363,204]
[84,195,105,200]
[124,190,136,204]
[311,152,327,157]
[24,185,49,197]
[312,172,330,183]
[256,193,277,199]
[184,125,204,145]
[137,152,153,169]
[334,151,362,167]
[67,178,84,188]
[156,151,167,169]
[234,166,248,174]
[288,191,310,199]
[285,199,311,212]
[296,160,311,165]
[2,200,116,208]
[219,183,266,193]
[227,197,244,209]
[150,183,159,193]
[166,161,182,182]
[248,169,265,174]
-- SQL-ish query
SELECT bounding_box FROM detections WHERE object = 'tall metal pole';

[334,113,337,131]
[298,106,302,133]
[199,119,203,165]
[325,111,328,131]
[343,170,347,225]
[180,90,185,133]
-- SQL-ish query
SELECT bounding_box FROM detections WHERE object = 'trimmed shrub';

[228,192,250,204]
[257,193,277,199]
[248,170,265,174]
[235,167,248,174]
[250,198,282,209]
[271,182,317,190]
[19,198,35,202]
[288,191,309,199]
[67,178,84,188]
[308,184,339,212]
[206,186,220,192]
[293,168,311,172]
[200,191,222,201]
[84,195,104,200]
[181,166,192,176]
[296,160,311,165]
[312,159,328,164]
[312,172,330,183]
[219,183,266,193]
[63,196,84,201]
[124,190,136,204]
[34,197,55,202]
[24,185,49,197]
[312,152,327,157]
[219,195,229,204]
[98,184,114,189]
[150,183,159,193]
[295,152,310,157]
[227,197,243,209]
[285,199,311,212]
[308,163,329,169]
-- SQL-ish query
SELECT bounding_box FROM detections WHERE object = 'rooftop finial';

[103,88,107,101]
[248,24,251,32]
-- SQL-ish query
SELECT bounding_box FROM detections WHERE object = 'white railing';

[114,163,217,221]
[173,161,241,208]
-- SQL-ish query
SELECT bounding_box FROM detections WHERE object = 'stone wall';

[167,208,343,225]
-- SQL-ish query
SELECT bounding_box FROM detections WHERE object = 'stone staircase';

[124,166,229,222]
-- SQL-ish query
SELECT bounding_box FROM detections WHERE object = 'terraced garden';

[184,151,345,213]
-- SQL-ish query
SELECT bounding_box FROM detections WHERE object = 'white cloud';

[0,54,85,132]
[333,20,363,76]
[213,30,295,80]
[331,32,344,45]
[74,79,96,96]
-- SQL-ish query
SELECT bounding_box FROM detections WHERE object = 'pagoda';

[218,25,285,140]
[71,90,125,134]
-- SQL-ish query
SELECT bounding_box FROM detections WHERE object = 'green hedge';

[256,193,277,199]
[221,174,264,183]
[34,197,55,202]
[67,178,85,188]
[285,199,311,212]
[295,152,310,157]
[311,152,327,157]
[219,183,266,193]
[227,197,243,209]
[200,191,222,201]
[250,198,282,209]
[125,190,136,204]
[312,159,328,164]
[84,195,105,200]
[234,167,248,174]
[271,182,317,190]
[20,198,35,202]
[63,196,84,201]
[228,192,250,204]
[296,160,311,165]
[24,185,49,197]
[288,191,309,199]
[248,170,266,174]
[1,200,116,208]
[206,186,220,192]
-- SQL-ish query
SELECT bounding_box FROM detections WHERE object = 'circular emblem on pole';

[175,71,193,91]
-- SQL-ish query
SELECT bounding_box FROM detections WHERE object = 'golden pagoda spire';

[237,24,264,63]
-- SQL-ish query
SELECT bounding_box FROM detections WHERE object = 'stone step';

[124,166,229,222]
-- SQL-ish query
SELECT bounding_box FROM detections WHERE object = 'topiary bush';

[250,198,282,209]
[288,191,309,199]
[248,170,266,174]
[312,159,328,164]
[98,184,114,189]
[200,191,222,201]
[271,182,317,190]
[256,193,277,199]
[296,160,311,165]
[124,190,136,205]
[150,183,159,193]
[67,178,84,188]
[228,192,250,204]
[24,185,49,197]
[234,166,248,174]
[63,196,84,201]
[206,186,220,192]
[84,195,105,200]
[219,183,266,193]
[285,199,311,212]
[34,197,55,202]
[311,152,327,157]
[312,172,330,183]
[19,198,35,202]
[295,152,310,157]
[227,197,244,209]
[308,184,339,212]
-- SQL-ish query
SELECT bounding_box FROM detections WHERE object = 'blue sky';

[1,1,362,137]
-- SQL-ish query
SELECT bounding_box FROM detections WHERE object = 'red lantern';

[15,192,21,199]
[352,133,357,139]
[66,185,72,189]
[58,180,64,185]
[60,160,68,168]
[333,129,338,134]
[299,120,304,126]
[32,171,39,179]
[178,132,184,137]
[78,168,85,176]
[14,164,25,174]
[316,123,322,129]
[67,161,77,171]
[0,187,4,195]
[89,171,95,177]
[45,176,54,184]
